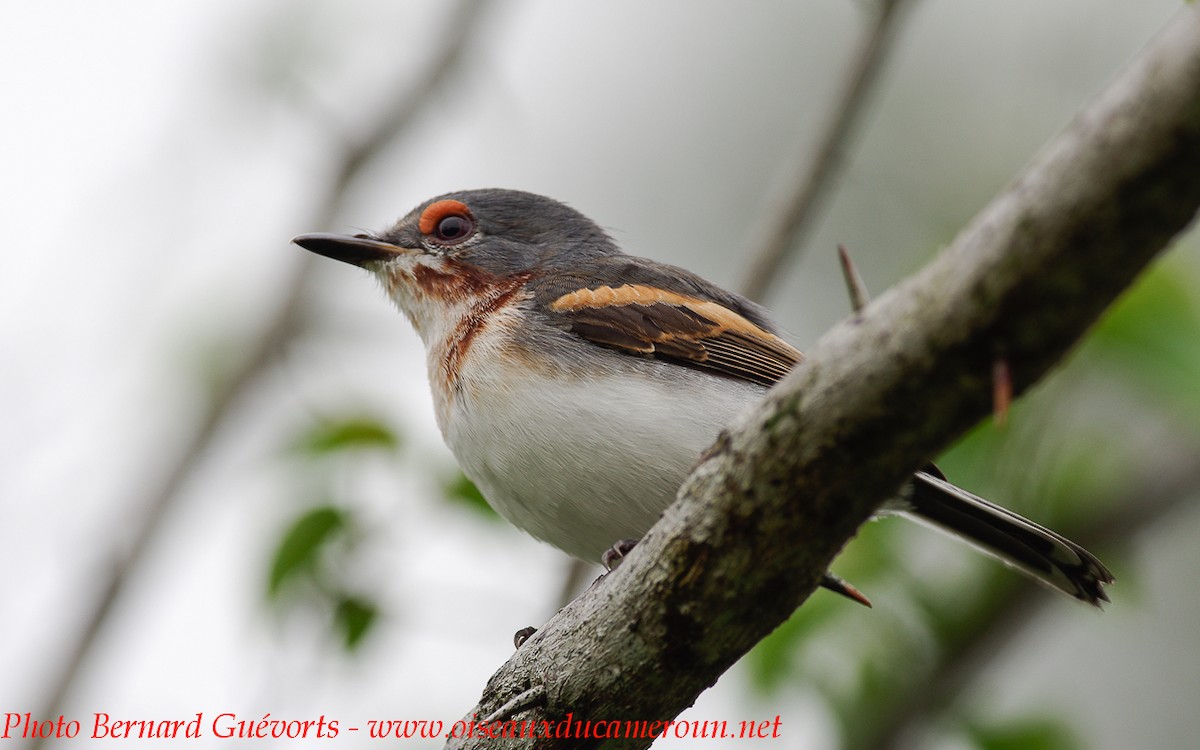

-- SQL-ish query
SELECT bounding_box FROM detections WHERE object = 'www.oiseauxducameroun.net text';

[3,711,782,742]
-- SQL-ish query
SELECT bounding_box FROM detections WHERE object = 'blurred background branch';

[739,0,915,301]
[28,1,492,744]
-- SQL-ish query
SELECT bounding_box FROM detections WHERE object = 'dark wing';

[539,280,802,387]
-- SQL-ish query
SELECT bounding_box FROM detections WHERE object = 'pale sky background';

[2,1,1199,748]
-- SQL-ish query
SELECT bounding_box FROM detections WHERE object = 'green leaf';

[443,473,499,520]
[268,506,347,596]
[334,595,378,651]
[293,417,400,456]
[966,717,1082,750]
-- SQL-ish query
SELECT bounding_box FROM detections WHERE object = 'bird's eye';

[433,214,473,243]
[418,199,476,247]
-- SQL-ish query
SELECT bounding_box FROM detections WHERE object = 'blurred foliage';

[291,416,400,456]
[267,502,380,651]
[965,717,1083,750]
[743,251,1200,749]
[334,595,379,651]
[267,411,406,652]
[442,472,499,520]
[267,415,509,653]
[747,518,897,694]
[1086,261,1200,423]
[268,505,348,597]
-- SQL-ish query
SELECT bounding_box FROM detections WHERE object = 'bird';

[293,188,1113,607]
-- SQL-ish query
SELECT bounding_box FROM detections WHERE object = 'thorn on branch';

[821,571,873,607]
[993,355,1012,427]
[838,244,872,314]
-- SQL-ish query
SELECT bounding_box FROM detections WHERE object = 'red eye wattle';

[418,199,475,245]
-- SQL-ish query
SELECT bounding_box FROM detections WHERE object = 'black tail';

[905,471,1113,606]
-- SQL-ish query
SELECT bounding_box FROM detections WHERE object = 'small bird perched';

[294,188,1113,606]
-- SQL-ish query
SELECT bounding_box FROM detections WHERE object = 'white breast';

[436,339,766,561]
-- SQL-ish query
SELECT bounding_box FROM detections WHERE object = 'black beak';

[292,233,408,266]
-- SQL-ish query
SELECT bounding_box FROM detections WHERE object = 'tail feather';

[905,471,1114,606]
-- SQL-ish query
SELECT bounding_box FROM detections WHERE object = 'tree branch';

[445,8,1200,749]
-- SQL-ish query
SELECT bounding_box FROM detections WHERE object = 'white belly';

[438,354,765,561]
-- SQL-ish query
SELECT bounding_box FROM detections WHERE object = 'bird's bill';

[292,233,411,266]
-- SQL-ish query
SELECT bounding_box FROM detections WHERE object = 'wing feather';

[546,283,801,386]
